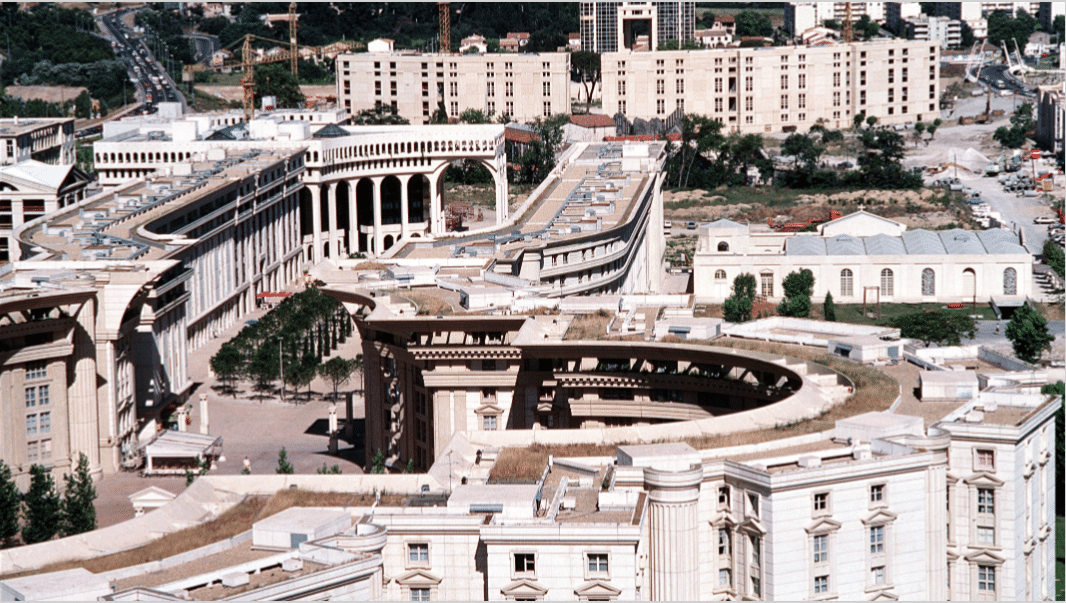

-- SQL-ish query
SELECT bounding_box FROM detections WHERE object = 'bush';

[724,273,757,323]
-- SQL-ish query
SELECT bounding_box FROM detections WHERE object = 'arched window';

[715,269,726,280]
[1003,267,1017,295]
[840,269,853,297]
[717,241,730,252]
[921,268,935,296]
[880,268,894,297]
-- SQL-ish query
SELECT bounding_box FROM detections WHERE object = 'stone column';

[327,181,339,259]
[644,464,703,601]
[199,393,210,435]
[309,184,322,263]
[372,176,384,256]
[428,171,443,236]
[347,180,359,253]
[399,174,411,241]
[70,295,101,477]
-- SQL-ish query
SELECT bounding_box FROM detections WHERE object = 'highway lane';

[94,7,187,116]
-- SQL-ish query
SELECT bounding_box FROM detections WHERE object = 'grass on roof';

[0,488,399,580]
[563,311,613,340]
[488,443,617,484]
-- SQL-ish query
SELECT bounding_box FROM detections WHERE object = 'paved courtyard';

[93,291,368,528]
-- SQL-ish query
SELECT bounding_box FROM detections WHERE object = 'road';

[187,32,219,65]
[95,6,187,115]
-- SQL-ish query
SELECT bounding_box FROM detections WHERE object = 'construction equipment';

[843,2,854,43]
[184,34,362,124]
[438,2,451,54]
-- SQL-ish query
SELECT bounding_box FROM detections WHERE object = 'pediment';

[867,589,899,601]
[739,517,766,536]
[475,403,502,415]
[501,579,548,597]
[710,512,737,528]
[395,569,442,586]
[575,580,622,597]
[805,517,842,534]
[963,549,1005,565]
[962,473,1004,487]
[862,509,898,525]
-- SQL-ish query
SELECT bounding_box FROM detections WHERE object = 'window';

[1003,267,1017,295]
[718,568,732,587]
[26,414,37,436]
[833,91,841,107]
[814,575,829,594]
[657,99,665,115]
[25,387,36,407]
[718,528,732,557]
[676,80,684,94]
[748,493,759,517]
[799,73,806,89]
[880,269,894,297]
[780,74,788,90]
[977,565,995,592]
[780,95,788,110]
[587,553,609,574]
[750,535,761,566]
[869,526,884,554]
[870,484,885,504]
[408,542,429,564]
[977,527,995,545]
[751,576,761,596]
[813,534,829,563]
[813,492,829,513]
[976,449,995,471]
[542,82,551,96]
[514,553,536,576]
[718,486,730,507]
[656,79,665,95]
[715,98,724,113]
[618,80,626,95]
[978,488,994,514]
[715,269,726,280]
[543,102,551,117]
[744,97,753,111]
[798,94,806,109]
[921,268,935,295]
[39,412,50,434]
[760,272,773,297]
[872,565,885,585]
[37,385,48,406]
[840,269,853,297]
[25,361,47,380]
[410,587,430,601]
[505,82,514,97]
[483,415,497,431]
[745,77,753,92]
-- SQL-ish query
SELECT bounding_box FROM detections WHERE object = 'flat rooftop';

[398,142,666,261]
[0,117,72,137]
[19,148,299,263]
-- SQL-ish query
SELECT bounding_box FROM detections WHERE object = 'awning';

[143,430,223,459]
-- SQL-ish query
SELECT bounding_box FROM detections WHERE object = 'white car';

[1034,216,1057,224]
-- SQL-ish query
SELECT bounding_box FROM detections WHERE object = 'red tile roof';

[605,133,681,142]
[505,127,540,144]
[569,114,617,129]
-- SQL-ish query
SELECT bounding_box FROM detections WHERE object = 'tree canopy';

[571,51,601,114]
[778,269,815,318]
[889,311,976,347]
[1005,304,1054,363]
[351,105,411,125]
[987,9,1038,51]
[254,64,305,109]
[724,273,757,323]
[734,11,774,37]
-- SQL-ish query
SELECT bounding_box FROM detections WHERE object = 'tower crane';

[438,2,451,54]
[184,34,362,124]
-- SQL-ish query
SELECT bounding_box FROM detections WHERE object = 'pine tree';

[22,465,61,544]
[823,292,837,322]
[61,453,97,536]
[370,449,386,474]
[275,448,295,474]
[0,460,21,545]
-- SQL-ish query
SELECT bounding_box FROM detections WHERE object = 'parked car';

[687,221,698,230]
[1034,216,1057,224]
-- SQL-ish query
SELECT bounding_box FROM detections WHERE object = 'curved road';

[95,7,187,114]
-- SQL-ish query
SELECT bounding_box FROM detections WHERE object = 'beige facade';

[0,161,90,263]
[602,39,941,133]
[579,1,696,53]
[335,52,571,125]
[0,118,75,166]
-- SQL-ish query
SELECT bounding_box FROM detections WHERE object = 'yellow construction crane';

[843,2,854,43]
[185,34,362,124]
[438,2,450,54]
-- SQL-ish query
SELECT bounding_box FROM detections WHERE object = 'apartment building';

[885,1,922,33]
[3,148,305,483]
[1038,1,1065,31]
[579,1,696,53]
[0,117,75,166]
[334,52,570,125]
[0,161,90,262]
[786,2,887,37]
[602,39,940,134]
[903,15,964,48]
[1036,84,1064,153]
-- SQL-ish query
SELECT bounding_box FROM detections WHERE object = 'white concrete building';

[903,15,964,49]
[786,2,888,37]
[0,117,75,166]
[335,51,570,125]
[693,212,1034,305]
[580,1,696,53]
[602,39,940,134]
[93,107,509,260]
[0,161,90,263]
[885,1,923,33]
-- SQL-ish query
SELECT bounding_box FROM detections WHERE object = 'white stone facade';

[0,118,75,166]
[601,39,940,133]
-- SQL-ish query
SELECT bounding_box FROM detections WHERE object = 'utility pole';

[277,336,285,402]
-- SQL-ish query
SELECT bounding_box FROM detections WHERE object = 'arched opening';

[1003,267,1017,295]
[380,176,402,225]
[840,268,853,297]
[323,243,330,258]
[383,234,394,251]
[921,268,935,296]
[715,270,726,280]
[444,160,495,210]
[407,175,430,224]
[880,268,894,297]
[356,178,374,253]
[717,241,729,252]
[962,268,976,302]
[335,182,350,238]
[298,187,314,238]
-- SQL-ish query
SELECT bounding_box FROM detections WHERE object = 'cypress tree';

[61,453,97,536]
[0,460,21,545]
[22,465,61,544]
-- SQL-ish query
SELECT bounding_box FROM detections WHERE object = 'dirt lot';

[6,85,89,104]
[196,85,335,102]
[664,187,972,230]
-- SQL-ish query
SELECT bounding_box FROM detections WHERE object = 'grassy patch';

[564,311,613,340]
[0,489,403,580]
[349,261,390,272]
[399,290,455,316]
[694,303,724,319]
[665,235,697,268]
[489,443,617,483]
[831,302,998,325]
[665,186,808,212]
[190,87,240,113]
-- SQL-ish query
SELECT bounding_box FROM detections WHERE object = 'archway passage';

[444,160,496,211]
[299,187,314,238]
[381,176,401,225]
[335,183,350,241]
[318,185,329,231]
[407,175,430,224]
[356,178,374,253]
[383,234,394,251]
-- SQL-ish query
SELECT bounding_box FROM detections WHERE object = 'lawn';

[819,302,999,325]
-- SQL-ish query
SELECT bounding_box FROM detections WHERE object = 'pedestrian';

[243,456,251,472]
[995,324,1000,334]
